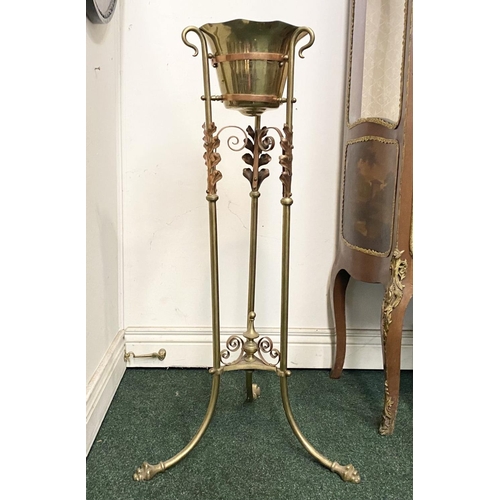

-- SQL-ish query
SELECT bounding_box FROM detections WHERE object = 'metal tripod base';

[135,28,361,482]
[133,374,220,482]
[133,368,360,483]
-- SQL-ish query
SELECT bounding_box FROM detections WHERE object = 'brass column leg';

[245,370,260,401]
[244,115,263,401]
[278,199,360,484]
[245,191,260,401]
[133,196,222,481]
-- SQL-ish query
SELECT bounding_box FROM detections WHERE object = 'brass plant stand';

[133,19,360,485]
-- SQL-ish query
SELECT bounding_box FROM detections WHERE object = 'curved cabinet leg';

[379,250,412,435]
[279,375,360,483]
[379,303,408,435]
[133,373,221,481]
[330,269,350,379]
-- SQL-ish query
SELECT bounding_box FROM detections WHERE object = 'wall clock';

[86,0,118,24]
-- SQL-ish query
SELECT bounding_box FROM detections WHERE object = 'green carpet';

[87,368,412,499]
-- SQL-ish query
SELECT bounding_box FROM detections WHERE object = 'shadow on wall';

[86,15,112,45]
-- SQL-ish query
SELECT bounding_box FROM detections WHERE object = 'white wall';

[86,6,125,452]
[86,10,123,383]
[121,1,412,364]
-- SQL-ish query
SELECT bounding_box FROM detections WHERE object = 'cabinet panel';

[341,137,399,255]
[348,0,407,127]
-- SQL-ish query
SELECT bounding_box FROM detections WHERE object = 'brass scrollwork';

[295,27,315,59]
[219,314,281,370]
[242,125,272,190]
[256,336,280,366]
[380,380,395,436]
[379,249,408,435]
[219,333,281,369]
[220,335,245,366]
[216,125,250,152]
[382,249,408,343]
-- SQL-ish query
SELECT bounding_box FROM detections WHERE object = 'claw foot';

[331,462,361,483]
[252,383,261,399]
[133,461,165,481]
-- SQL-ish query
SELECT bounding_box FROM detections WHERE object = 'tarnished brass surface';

[222,93,280,104]
[276,157,360,481]
[133,374,221,481]
[242,123,272,191]
[219,312,281,370]
[382,249,408,344]
[182,22,313,119]
[207,196,222,370]
[212,52,287,64]
[380,380,395,436]
[246,371,261,401]
[252,383,261,399]
[245,118,264,321]
[182,26,213,123]
[199,19,300,115]
[203,122,223,195]
[279,125,294,198]
[124,348,166,362]
[331,462,361,483]
[280,376,360,483]
[133,20,360,485]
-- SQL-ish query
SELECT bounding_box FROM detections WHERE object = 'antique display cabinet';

[330,0,413,435]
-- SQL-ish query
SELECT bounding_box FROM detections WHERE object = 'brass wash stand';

[133,19,360,485]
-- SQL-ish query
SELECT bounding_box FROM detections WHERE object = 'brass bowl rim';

[200,18,300,30]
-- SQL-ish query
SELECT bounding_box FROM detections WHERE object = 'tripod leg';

[245,370,260,401]
[279,376,360,483]
[278,198,359,483]
[134,193,223,481]
[133,374,221,481]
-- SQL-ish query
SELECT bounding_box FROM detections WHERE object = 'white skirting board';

[86,330,126,455]
[124,327,413,369]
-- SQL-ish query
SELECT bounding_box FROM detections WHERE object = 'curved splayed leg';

[133,374,221,481]
[279,375,360,483]
[134,153,221,481]
[277,200,360,483]
[276,86,360,481]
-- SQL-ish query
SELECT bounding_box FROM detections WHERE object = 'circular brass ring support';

[223,93,280,104]
[213,52,287,63]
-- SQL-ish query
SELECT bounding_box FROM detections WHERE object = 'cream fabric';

[353,0,406,124]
